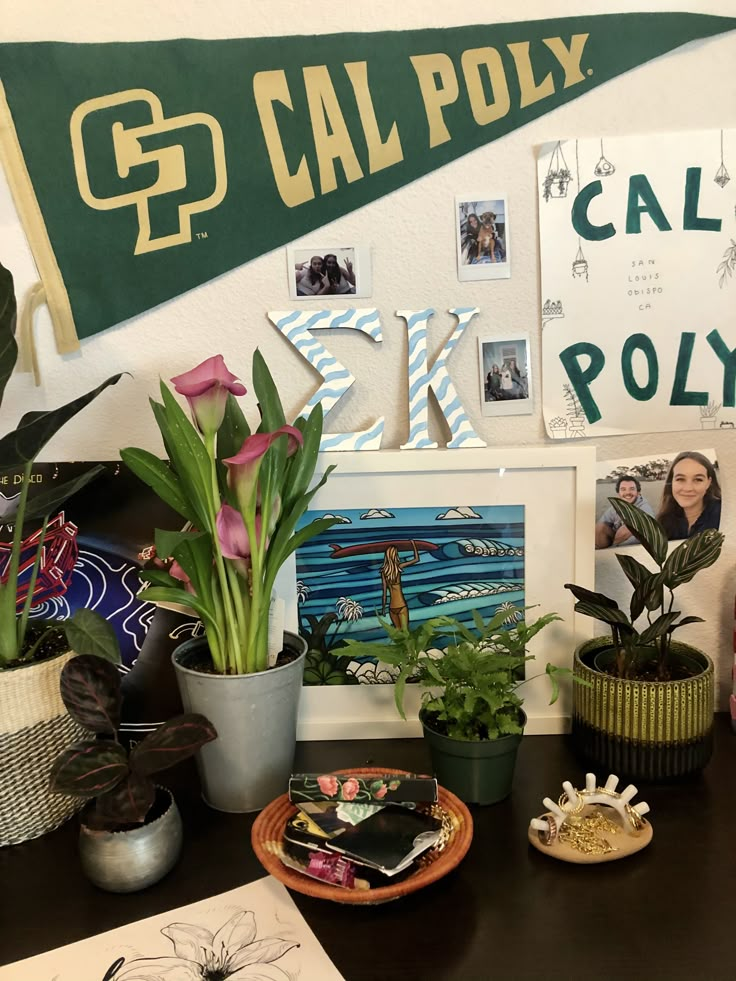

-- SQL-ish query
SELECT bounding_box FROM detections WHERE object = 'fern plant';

[566,496,723,680]
[340,606,566,741]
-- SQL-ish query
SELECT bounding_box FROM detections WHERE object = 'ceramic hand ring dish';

[528,773,652,863]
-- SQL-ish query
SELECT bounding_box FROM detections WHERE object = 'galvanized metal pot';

[78,787,182,893]
[420,709,526,805]
[172,632,307,813]
[572,636,714,780]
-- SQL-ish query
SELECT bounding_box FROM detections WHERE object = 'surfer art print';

[295,503,524,685]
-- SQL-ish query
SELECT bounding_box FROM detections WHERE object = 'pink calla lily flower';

[223,426,303,512]
[171,355,246,436]
[169,560,196,596]
[216,504,265,577]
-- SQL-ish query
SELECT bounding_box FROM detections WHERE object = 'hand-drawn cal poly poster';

[295,503,524,684]
[0,877,346,981]
[539,127,736,439]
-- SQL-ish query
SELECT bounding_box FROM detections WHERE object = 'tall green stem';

[17,514,49,652]
[204,433,242,672]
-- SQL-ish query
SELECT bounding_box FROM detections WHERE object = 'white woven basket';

[0,650,87,847]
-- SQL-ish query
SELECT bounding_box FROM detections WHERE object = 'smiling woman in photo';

[657,451,722,540]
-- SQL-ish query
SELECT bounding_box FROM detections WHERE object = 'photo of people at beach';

[595,449,721,548]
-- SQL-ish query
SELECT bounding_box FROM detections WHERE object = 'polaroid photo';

[456,195,511,282]
[478,335,532,417]
[286,245,372,300]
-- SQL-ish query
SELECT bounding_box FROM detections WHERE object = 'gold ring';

[537,814,558,846]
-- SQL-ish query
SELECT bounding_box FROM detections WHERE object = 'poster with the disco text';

[539,128,736,439]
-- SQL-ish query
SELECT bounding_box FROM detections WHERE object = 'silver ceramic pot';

[172,631,307,813]
[78,787,182,893]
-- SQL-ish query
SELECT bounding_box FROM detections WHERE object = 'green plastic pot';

[420,709,526,805]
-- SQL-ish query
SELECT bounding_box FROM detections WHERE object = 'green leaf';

[170,532,214,600]
[59,654,122,731]
[130,713,217,775]
[92,772,155,827]
[120,448,198,524]
[252,348,286,430]
[629,570,666,622]
[63,609,121,664]
[283,402,324,508]
[615,553,652,592]
[663,529,724,588]
[216,392,251,462]
[573,599,632,627]
[564,583,619,609]
[608,497,667,565]
[158,382,212,527]
[669,615,705,633]
[638,612,681,645]
[140,585,212,623]
[22,465,106,522]
[0,260,18,407]
[0,374,124,472]
[48,740,127,797]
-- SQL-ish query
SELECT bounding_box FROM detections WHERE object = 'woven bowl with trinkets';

[251,767,473,904]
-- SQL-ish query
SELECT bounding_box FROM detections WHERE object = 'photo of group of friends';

[478,336,532,417]
[456,195,511,282]
[595,449,721,547]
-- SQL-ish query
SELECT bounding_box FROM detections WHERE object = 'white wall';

[3,1,736,703]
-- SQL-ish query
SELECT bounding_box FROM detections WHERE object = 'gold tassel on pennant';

[17,281,46,386]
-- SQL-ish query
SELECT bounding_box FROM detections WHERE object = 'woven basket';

[251,767,473,904]
[0,649,87,847]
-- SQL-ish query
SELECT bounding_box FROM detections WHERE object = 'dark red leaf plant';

[49,654,217,829]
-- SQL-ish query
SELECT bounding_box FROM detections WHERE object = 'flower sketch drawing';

[104,909,299,980]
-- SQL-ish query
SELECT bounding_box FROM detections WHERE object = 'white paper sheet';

[0,876,345,981]
[539,128,736,438]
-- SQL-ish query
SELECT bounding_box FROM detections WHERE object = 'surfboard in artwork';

[294,503,525,685]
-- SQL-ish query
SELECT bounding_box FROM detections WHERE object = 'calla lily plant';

[121,351,336,675]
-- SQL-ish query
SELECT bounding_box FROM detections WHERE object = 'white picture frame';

[455,193,511,281]
[286,245,372,299]
[478,335,533,417]
[296,447,596,740]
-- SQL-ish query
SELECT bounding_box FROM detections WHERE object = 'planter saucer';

[528,773,653,864]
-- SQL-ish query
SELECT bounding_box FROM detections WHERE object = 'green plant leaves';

[609,496,668,565]
[49,740,127,797]
[92,772,156,827]
[252,348,286,430]
[0,374,124,472]
[22,465,107,522]
[0,260,18,407]
[60,654,122,733]
[63,609,121,664]
[564,583,620,610]
[120,448,198,524]
[663,528,724,588]
[129,713,217,775]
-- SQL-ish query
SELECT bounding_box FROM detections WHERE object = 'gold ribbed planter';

[572,636,714,780]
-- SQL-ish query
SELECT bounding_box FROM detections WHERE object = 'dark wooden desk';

[1,716,734,981]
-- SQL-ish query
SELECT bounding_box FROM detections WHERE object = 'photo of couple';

[595,450,721,548]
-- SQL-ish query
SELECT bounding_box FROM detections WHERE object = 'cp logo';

[70,89,227,254]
